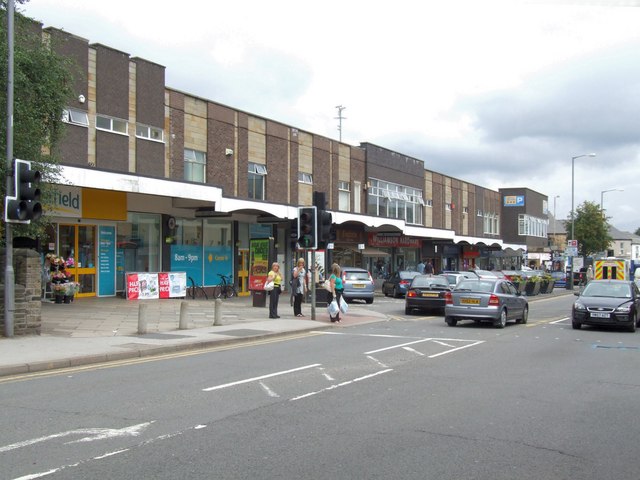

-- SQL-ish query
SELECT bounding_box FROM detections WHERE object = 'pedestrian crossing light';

[4,159,42,224]
[317,210,333,249]
[297,206,317,249]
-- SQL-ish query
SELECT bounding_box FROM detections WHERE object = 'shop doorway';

[59,224,97,297]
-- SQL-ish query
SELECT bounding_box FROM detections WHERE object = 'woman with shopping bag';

[328,263,344,323]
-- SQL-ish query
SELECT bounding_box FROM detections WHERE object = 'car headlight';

[573,302,586,311]
[615,304,632,313]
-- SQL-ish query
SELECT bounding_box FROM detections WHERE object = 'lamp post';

[568,153,596,290]
[600,188,623,218]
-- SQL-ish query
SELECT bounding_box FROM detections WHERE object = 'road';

[2,294,640,479]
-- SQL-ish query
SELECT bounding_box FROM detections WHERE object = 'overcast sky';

[21,0,640,233]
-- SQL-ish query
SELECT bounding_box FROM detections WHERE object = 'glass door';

[59,224,97,297]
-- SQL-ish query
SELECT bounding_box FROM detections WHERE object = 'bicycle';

[215,273,237,299]
[187,276,208,300]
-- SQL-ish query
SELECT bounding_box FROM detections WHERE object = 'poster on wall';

[248,238,271,290]
[204,245,233,285]
[126,272,187,299]
[170,245,203,286]
[98,226,116,296]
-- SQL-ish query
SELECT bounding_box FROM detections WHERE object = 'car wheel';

[494,309,507,329]
[572,319,582,330]
[516,305,529,324]
[383,286,388,297]
[365,298,373,304]
[445,316,457,327]
[393,287,400,298]
[405,307,412,315]
[627,318,636,333]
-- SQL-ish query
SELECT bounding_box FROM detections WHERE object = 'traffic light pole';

[4,0,15,337]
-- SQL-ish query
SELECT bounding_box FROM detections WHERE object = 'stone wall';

[0,248,42,335]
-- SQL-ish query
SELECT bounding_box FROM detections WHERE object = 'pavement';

[0,289,573,379]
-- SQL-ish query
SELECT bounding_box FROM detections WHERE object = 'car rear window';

[344,271,370,281]
[455,280,496,293]
[412,277,448,288]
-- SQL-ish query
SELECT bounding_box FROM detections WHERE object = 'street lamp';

[600,188,623,217]
[552,194,560,249]
[568,153,596,290]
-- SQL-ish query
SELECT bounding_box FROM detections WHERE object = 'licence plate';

[352,284,365,289]
[422,292,439,297]
[591,312,610,318]
[460,298,480,305]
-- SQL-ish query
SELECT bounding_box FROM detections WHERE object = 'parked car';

[441,272,475,288]
[444,278,529,328]
[471,269,500,279]
[571,279,640,332]
[405,275,451,315]
[341,267,375,304]
[549,270,566,288]
[382,270,420,298]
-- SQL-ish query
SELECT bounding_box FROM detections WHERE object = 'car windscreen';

[582,282,631,298]
[455,279,496,293]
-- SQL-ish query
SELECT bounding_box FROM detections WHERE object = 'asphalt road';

[3,294,640,479]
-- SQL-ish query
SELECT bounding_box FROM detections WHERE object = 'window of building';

[298,172,313,184]
[136,124,164,142]
[463,206,469,215]
[62,108,89,127]
[338,181,351,211]
[366,179,423,225]
[477,209,483,217]
[446,203,452,211]
[96,114,128,135]
[116,213,161,291]
[424,199,433,207]
[517,214,547,238]
[248,162,267,200]
[184,148,206,183]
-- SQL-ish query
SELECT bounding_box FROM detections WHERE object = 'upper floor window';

[248,162,267,200]
[184,148,206,183]
[367,179,423,225]
[62,108,89,127]
[136,123,164,143]
[424,199,433,207]
[338,181,351,211]
[485,213,500,235]
[517,214,546,238]
[477,209,483,217]
[298,172,313,184]
[96,114,128,135]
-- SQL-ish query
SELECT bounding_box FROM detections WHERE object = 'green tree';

[566,201,612,257]
[635,227,640,236]
[1,4,75,243]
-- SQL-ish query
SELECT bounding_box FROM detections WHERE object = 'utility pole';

[335,105,346,142]
[4,0,16,337]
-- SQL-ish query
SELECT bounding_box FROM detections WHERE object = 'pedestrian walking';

[266,262,282,319]
[292,257,308,317]
[424,260,434,275]
[586,265,594,283]
[328,263,344,323]
[417,260,425,274]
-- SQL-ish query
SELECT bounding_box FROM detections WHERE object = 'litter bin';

[252,290,267,307]
[315,288,329,308]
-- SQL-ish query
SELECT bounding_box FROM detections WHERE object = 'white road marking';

[317,367,335,381]
[93,449,129,460]
[365,338,433,354]
[259,381,280,398]
[403,346,425,356]
[289,369,393,401]
[202,364,321,392]
[0,422,153,453]
[312,331,421,339]
[366,355,389,368]
[432,340,456,348]
[551,317,570,324]
[428,340,485,358]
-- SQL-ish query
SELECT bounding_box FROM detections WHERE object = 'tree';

[1,4,75,243]
[635,227,640,236]
[566,201,612,257]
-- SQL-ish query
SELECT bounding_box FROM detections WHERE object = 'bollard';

[138,303,148,334]
[214,298,222,326]
[179,301,189,330]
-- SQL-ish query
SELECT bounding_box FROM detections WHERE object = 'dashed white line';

[202,364,321,392]
[289,369,393,401]
[259,381,280,398]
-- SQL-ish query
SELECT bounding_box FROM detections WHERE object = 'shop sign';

[98,226,115,296]
[503,195,525,207]
[126,271,186,299]
[204,246,233,285]
[368,233,421,248]
[249,238,271,290]
[47,185,82,217]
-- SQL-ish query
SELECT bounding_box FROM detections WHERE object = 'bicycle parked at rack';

[187,276,208,300]
[215,273,237,299]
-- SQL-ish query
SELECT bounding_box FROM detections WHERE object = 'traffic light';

[317,209,333,249]
[297,206,317,249]
[4,159,42,224]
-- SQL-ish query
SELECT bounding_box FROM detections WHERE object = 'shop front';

[368,233,422,275]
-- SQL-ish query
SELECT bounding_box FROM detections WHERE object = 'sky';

[19,0,640,234]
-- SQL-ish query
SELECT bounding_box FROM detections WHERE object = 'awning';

[361,248,391,256]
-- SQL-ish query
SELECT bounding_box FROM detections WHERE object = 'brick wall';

[0,248,42,336]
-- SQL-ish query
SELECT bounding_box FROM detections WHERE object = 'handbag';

[327,299,339,317]
[264,281,274,291]
[339,296,349,314]
[324,281,333,293]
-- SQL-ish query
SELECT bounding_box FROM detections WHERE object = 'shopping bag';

[339,296,349,314]
[327,299,339,317]
[264,281,274,291]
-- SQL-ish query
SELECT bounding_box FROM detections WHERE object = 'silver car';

[340,267,375,304]
[444,278,528,328]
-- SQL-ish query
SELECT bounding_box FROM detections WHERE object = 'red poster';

[158,272,170,298]
[126,273,139,300]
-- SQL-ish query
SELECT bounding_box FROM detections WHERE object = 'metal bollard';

[214,298,222,326]
[179,301,189,330]
[137,303,148,334]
